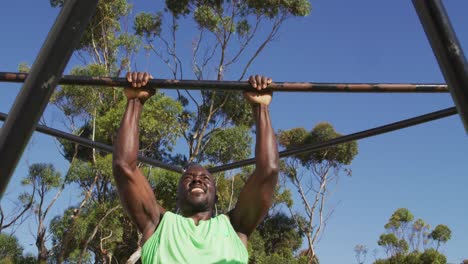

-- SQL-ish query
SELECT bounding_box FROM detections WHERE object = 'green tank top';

[141,212,248,264]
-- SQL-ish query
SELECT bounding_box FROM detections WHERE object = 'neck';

[180,210,213,225]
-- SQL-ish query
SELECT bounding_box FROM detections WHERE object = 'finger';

[149,74,154,79]
[255,75,262,90]
[126,72,132,83]
[261,76,268,89]
[249,75,257,89]
[138,72,144,84]
[132,72,138,88]
[267,78,272,85]
[137,72,144,87]
[143,72,149,86]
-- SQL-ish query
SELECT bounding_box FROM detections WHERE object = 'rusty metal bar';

[0,112,184,174]
[0,0,98,197]
[413,0,468,132]
[0,71,449,93]
[209,107,458,173]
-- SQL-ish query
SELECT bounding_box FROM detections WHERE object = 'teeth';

[191,187,204,193]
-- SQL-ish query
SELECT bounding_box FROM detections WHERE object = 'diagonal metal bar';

[0,71,449,93]
[0,112,184,174]
[413,0,468,133]
[209,107,458,173]
[0,107,457,175]
[0,0,99,197]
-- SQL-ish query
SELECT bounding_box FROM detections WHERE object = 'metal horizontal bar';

[0,72,449,93]
[209,107,458,173]
[0,112,184,174]
[0,0,98,197]
[413,0,468,133]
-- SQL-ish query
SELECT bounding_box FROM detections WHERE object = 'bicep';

[113,165,163,239]
[229,170,277,237]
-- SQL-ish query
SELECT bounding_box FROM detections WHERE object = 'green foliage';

[136,0,312,164]
[374,249,447,264]
[194,6,221,32]
[50,201,129,262]
[203,125,252,164]
[22,163,61,190]
[378,233,407,255]
[51,0,136,73]
[0,234,23,261]
[245,0,311,17]
[165,0,191,17]
[97,92,185,160]
[419,249,447,264]
[134,12,163,38]
[52,64,185,163]
[375,209,451,263]
[385,208,414,231]
[429,225,451,244]
[214,172,245,213]
[147,168,181,211]
[17,62,30,73]
[51,64,109,120]
[258,213,304,254]
[248,213,306,263]
[279,122,358,263]
[279,122,358,168]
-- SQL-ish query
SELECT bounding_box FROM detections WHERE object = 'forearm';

[253,104,279,177]
[113,98,144,171]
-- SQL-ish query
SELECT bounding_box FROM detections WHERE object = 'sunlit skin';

[113,72,279,247]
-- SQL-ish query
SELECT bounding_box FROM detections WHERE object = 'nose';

[190,175,203,184]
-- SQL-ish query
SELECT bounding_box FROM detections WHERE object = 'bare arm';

[112,72,164,242]
[229,75,279,240]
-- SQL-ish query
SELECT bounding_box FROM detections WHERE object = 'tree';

[409,218,431,252]
[0,233,23,263]
[354,244,368,264]
[42,0,312,262]
[248,213,307,264]
[133,0,311,162]
[374,209,451,264]
[20,163,63,263]
[0,188,34,234]
[429,225,451,252]
[279,122,358,263]
[384,208,414,241]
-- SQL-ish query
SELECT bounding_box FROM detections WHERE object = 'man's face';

[177,165,217,214]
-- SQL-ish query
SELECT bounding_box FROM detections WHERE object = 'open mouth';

[190,187,205,193]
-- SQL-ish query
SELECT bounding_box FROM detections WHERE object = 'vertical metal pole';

[0,0,98,197]
[413,0,468,133]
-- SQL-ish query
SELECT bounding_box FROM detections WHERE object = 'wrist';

[127,97,146,106]
[251,103,269,110]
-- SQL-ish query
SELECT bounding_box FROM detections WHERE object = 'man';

[113,72,279,263]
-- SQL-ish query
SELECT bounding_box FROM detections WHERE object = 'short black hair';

[183,162,204,172]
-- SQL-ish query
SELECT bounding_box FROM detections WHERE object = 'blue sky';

[1,1,468,263]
